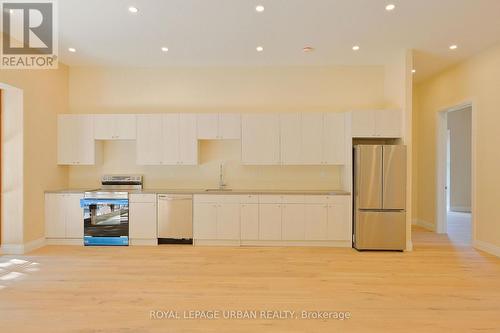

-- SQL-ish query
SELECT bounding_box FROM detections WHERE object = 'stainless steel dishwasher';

[157,194,193,244]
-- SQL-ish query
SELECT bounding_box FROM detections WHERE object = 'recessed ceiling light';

[161,46,169,52]
[128,6,139,14]
[303,46,315,52]
[256,46,264,52]
[449,45,458,50]
[385,4,396,11]
[352,45,360,51]
[412,69,416,74]
[68,47,76,53]
[9,9,14,14]
[255,5,265,12]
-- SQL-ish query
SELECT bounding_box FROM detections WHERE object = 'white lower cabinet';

[129,194,157,244]
[193,194,351,246]
[45,193,84,241]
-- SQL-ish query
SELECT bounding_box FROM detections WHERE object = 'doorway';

[436,103,474,245]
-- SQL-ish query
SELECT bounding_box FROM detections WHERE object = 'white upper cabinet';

[197,113,241,140]
[137,114,198,165]
[351,110,401,138]
[57,115,95,165]
[301,113,324,165]
[136,114,163,165]
[241,114,281,165]
[280,113,302,165]
[94,114,136,140]
[323,112,346,165]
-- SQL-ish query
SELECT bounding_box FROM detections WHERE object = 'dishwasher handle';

[158,194,193,201]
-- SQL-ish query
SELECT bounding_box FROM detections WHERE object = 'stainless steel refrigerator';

[353,145,406,250]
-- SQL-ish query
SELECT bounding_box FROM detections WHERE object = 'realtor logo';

[1,0,58,69]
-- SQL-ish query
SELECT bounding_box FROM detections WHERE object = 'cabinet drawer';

[194,194,241,204]
[281,195,305,204]
[259,195,282,204]
[304,195,329,204]
[327,195,350,205]
[130,194,156,203]
[240,195,259,204]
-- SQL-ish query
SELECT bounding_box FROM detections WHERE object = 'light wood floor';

[1,227,499,333]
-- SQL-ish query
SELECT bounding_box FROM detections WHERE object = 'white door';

[241,114,280,165]
[281,204,305,240]
[216,203,240,240]
[179,114,198,165]
[327,199,351,241]
[129,202,157,239]
[280,113,301,165]
[301,113,324,164]
[45,194,66,238]
[259,204,282,240]
[375,110,401,138]
[323,113,346,165]
[304,204,328,240]
[351,110,376,137]
[136,114,163,165]
[240,203,259,240]
[219,113,241,139]
[194,203,217,239]
[65,193,84,239]
[162,113,180,165]
[197,113,219,139]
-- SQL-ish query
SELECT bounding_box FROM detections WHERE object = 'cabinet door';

[259,204,282,240]
[179,114,198,165]
[136,115,163,165]
[327,198,351,241]
[305,204,328,240]
[216,203,240,240]
[197,113,219,139]
[280,113,301,165]
[162,114,180,165]
[129,202,157,239]
[241,114,280,165]
[375,110,401,138]
[65,193,84,239]
[240,204,259,240]
[219,113,241,139]
[93,114,116,140]
[301,113,324,165]
[351,110,376,137]
[58,115,94,165]
[193,203,217,240]
[281,204,305,240]
[45,194,66,238]
[114,114,137,140]
[323,113,346,165]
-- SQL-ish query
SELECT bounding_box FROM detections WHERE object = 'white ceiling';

[58,0,500,80]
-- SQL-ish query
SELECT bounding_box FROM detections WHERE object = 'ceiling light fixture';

[256,46,264,52]
[352,45,360,51]
[412,69,416,74]
[128,6,139,14]
[385,4,396,11]
[303,46,315,52]
[161,47,169,52]
[449,44,458,50]
[68,47,76,53]
[255,5,265,12]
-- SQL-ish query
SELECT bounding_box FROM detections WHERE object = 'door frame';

[436,101,476,241]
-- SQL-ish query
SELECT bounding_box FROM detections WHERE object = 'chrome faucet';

[218,163,227,190]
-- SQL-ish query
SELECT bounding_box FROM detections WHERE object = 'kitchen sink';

[205,188,233,192]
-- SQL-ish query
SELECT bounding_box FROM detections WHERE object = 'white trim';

[450,206,471,213]
[241,240,352,247]
[0,237,46,254]
[473,240,500,257]
[412,218,435,231]
[46,238,83,246]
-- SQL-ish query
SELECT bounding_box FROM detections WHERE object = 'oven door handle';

[80,198,129,208]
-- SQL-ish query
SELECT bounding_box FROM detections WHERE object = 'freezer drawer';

[355,211,406,250]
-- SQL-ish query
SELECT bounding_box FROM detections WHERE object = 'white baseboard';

[412,218,435,231]
[46,238,83,246]
[450,206,471,213]
[473,240,500,257]
[0,237,46,255]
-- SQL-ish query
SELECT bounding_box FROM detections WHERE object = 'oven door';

[81,198,129,246]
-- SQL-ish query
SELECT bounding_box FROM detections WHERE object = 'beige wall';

[414,43,500,249]
[68,66,387,190]
[447,107,471,212]
[1,65,69,243]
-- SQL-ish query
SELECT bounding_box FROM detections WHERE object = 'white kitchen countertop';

[45,188,351,195]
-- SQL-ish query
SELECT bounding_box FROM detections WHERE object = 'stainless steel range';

[81,175,143,246]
